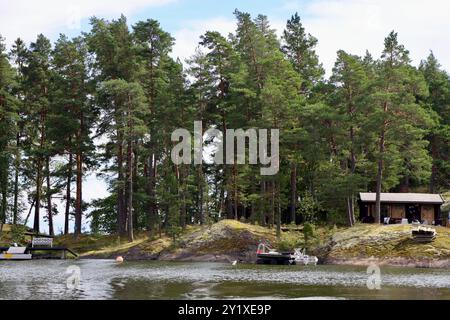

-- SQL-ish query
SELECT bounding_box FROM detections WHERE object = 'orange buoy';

[116,256,124,263]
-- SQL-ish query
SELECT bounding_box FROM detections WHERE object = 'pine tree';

[0,35,18,223]
[23,34,52,233]
[372,31,432,223]
[133,19,175,233]
[9,38,28,225]
[50,35,93,236]
[199,31,242,220]
[88,15,139,236]
[419,52,450,192]
[99,80,148,241]
[282,12,325,94]
[282,13,323,224]
[329,50,371,226]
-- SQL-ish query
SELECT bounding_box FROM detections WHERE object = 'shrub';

[10,225,27,245]
[167,225,182,242]
[278,233,302,252]
[303,222,315,249]
[297,192,321,223]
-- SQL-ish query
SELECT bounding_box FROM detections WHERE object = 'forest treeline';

[0,11,448,240]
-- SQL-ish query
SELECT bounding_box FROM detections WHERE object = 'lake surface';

[0,260,449,300]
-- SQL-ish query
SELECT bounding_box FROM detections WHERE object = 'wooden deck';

[0,246,78,259]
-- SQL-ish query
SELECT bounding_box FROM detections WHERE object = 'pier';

[0,246,78,260]
[0,236,78,260]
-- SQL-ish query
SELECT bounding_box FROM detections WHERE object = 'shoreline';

[79,252,450,269]
[322,257,450,269]
[23,220,449,269]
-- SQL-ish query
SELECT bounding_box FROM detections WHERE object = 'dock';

[0,246,78,260]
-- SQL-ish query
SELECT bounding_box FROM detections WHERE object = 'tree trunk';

[74,149,82,237]
[64,153,73,235]
[250,179,256,222]
[146,152,157,234]
[0,181,6,224]
[132,148,138,228]
[352,196,356,225]
[218,178,225,219]
[429,134,438,193]
[117,135,126,236]
[33,159,42,233]
[221,115,233,220]
[375,126,386,224]
[276,181,281,239]
[74,112,84,238]
[127,141,134,242]
[198,165,204,224]
[346,197,354,227]
[260,180,266,226]
[290,163,297,224]
[348,124,356,226]
[375,157,383,225]
[233,164,238,221]
[46,156,54,236]
[179,165,187,228]
[270,181,275,228]
[13,133,20,225]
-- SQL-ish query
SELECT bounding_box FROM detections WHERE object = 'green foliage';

[303,222,315,248]
[278,234,302,252]
[0,35,18,223]
[10,224,26,244]
[88,196,117,234]
[297,192,320,223]
[419,52,450,192]
[0,12,447,239]
[282,12,324,93]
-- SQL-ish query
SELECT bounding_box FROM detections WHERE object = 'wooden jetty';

[0,237,78,260]
[0,247,32,260]
[0,246,78,260]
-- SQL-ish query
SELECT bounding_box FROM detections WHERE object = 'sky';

[1,0,449,233]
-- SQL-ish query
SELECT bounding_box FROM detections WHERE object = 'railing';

[32,238,53,248]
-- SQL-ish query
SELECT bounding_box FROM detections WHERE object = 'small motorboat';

[0,246,32,260]
[256,242,293,265]
[293,248,318,266]
[412,226,437,242]
[256,242,318,266]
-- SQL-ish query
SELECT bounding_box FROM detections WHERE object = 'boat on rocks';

[412,226,437,242]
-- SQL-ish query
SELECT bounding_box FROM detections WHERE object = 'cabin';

[359,193,445,225]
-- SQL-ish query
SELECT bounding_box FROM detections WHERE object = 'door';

[405,204,421,223]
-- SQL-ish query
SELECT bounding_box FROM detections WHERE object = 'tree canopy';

[0,12,448,239]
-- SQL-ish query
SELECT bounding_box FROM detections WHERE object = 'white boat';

[256,243,293,265]
[293,248,318,266]
[412,226,437,242]
[0,247,32,260]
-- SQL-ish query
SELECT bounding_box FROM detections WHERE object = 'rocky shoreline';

[323,257,450,269]
[82,249,450,269]
[55,220,450,269]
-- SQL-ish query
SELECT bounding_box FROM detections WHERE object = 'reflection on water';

[0,260,448,300]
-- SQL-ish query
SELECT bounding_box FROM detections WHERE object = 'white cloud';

[280,0,450,74]
[0,0,175,45]
[170,0,449,75]
[171,17,237,63]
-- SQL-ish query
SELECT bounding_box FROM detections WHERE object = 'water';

[0,260,449,300]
